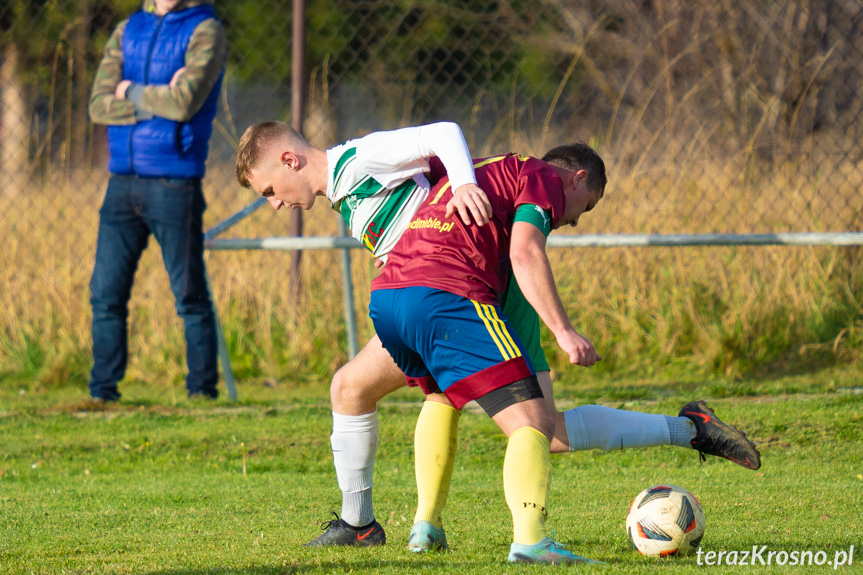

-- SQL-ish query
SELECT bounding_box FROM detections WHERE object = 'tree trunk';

[1,42,30,197]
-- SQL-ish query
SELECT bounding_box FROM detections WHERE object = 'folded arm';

[88,22,138,125]
[89,19,228,125]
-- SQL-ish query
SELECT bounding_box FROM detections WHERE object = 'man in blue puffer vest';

[88,0,227,402]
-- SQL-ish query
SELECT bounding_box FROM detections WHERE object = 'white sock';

[665,415,698,448]
[563,405,694,451]
[331,410,379,527]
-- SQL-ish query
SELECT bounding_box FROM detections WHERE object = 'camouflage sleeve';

[134,19,228,122]
[88,21,137,125]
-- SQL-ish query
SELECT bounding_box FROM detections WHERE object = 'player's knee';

[330,365,355,408]
[330,362,383,413]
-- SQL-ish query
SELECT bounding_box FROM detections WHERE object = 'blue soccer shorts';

[369,286,535,409]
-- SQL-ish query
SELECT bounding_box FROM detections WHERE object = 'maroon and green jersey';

[372,153,565,305]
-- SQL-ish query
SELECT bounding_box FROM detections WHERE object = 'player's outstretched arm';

[509,221,601,367]
[363,122,491,226]
[418,122,490,225]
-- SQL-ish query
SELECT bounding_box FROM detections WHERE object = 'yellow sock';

[413,400,460,528]
[504,427,551,545]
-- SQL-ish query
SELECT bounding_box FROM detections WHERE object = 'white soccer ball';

[625,484,706,557]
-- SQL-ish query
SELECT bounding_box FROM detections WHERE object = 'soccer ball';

[625,484,705,557]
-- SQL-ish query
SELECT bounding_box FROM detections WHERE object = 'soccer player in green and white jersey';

[235,120,493,541]
[235,121,761,552]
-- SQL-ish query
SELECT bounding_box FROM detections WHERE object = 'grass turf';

[1,378,861,574]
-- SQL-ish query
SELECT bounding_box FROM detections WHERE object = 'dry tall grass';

[3,0,861,394]
[2,148,861,391]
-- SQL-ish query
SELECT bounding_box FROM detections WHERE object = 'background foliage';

[0,0,862,391]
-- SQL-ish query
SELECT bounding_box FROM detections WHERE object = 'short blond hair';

[235,121,309,188]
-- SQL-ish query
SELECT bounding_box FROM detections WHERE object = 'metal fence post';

[289,0,306,298]
[204,268,238,401]
[339,222,359,359]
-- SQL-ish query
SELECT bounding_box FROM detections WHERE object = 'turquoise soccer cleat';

[508,537,603,565]
[407,520,448,552]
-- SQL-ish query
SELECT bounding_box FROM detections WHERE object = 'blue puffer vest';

[107,4,223,178]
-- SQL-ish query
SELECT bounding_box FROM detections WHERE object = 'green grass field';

[2,372,862,574]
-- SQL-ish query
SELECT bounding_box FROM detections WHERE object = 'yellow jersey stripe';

[429,155,511,205]
[473,155,512,169]
[428,183,452,206]
[482,303,521,359]
[471,300,510,360]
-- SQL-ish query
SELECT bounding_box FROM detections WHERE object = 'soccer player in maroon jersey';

[234,126,760,555]
[368,146,605,564]
[307,144,759,560]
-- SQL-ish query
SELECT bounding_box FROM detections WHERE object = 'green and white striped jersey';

[325,123,476,260]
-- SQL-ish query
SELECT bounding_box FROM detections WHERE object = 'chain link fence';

[2,0,862,386]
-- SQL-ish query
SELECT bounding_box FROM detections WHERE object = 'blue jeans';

[89,175,218,400]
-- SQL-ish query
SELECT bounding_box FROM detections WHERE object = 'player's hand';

[556,329,601,367]
[446,183,492,226]
[115,80,132,99]
[373,258,385,269]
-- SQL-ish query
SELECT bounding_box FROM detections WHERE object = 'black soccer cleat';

[303,512,386,547]
[679,400,761,470]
